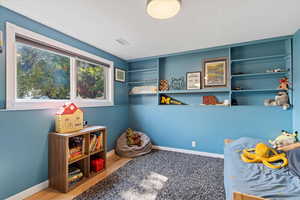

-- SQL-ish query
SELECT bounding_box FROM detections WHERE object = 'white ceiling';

[2,0,300,60]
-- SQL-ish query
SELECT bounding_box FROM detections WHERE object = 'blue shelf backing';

[231,72,287,79]
[158,88,230,94]
[231,54,288,63]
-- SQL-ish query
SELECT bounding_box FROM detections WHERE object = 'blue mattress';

[224,137,300,200]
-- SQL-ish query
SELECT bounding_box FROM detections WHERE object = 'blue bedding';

[224,137,300,200]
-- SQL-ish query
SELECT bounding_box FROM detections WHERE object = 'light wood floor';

[26,154,132,200]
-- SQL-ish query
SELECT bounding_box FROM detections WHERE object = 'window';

[6,23,114,110]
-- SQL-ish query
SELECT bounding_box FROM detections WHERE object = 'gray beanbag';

[116,131,152,158]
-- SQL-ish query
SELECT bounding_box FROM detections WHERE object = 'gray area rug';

[74,150,225,200]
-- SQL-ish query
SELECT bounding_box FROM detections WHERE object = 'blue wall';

[0,6,129,199]
[129,39,293,154]
[293,30,300,132]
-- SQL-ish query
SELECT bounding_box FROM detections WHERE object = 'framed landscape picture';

[115,68,126,82]
[186,71,201,90]
[203,57,228,88]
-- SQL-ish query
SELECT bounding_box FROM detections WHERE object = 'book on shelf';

[68,166,83,185]
[90,132,103,153]
[68,136,85,160]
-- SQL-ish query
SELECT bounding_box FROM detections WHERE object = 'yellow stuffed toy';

[241,143,288,169]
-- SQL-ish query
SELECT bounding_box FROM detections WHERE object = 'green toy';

[269,130,298,148]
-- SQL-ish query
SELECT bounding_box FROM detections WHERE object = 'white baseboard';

[6,149,116,200]
[6,180,49,200]
[152,145,224,159]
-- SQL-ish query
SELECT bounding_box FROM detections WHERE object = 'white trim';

[5,149,116,200]
[152,145,224,159]
[6,22,114,110]
[6,180,49,200]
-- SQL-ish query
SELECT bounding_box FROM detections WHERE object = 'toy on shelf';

[269,130,298,149]
[203,96,218,105]
[241,143,288,169]
[278,77,289,90]
[266,68,285,73]
[264,91,290,110]
[159,80,169,91]
[55,103,84,133]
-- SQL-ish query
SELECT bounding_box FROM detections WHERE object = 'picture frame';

[115,68,126,82]
[186,71,201,90]
[203,57,228,88]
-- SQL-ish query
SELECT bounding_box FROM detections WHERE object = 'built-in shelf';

[90,149,104,156]
[128,68,158,73]
[127,79,158,85]
[68,155,88,165]
[231,72,287,78]
[231,89,287,93]
[129,93,157,96]
[231,54,288,63]
[158,88,230,94]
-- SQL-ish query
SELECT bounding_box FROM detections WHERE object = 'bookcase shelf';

[231,54,288,63]
[231,72,287,79]
[158,88,229,94]
[49,126,107,193]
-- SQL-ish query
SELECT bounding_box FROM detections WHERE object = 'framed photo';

[115,68,126,82]
[203,57,228,88]
[186,72,201,90]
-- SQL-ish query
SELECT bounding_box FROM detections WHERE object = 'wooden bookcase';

[49,126,107,193]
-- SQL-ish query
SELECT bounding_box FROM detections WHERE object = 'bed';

[224,137,300,200]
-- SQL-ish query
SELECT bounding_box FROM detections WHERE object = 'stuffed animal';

[278,77,289,90]
[126,128,142,147]
[269,130,298,148]
[241,143,288,169]
[264,92,290,110]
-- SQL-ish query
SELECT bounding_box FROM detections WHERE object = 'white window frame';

[6,22,114,110]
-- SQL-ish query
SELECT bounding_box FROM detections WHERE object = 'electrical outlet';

[192,141,196,147]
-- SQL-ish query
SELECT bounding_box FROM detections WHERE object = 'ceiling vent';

[116,38,130,46]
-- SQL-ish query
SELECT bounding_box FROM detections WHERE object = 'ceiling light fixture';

[146,0,181,19]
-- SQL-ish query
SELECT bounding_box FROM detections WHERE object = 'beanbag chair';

[116,131,152,158]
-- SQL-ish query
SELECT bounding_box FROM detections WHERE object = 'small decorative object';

[203,57,228,88]
[170,76,185,90]
[0,31,2,53]
[186,72,201,90]
[241,143,288,169]
[160,94,186,105]
[159,80,169,91]
[115,68,126,82]
[83,121,88,127]
[266,68,285,73]
[223,99,230,106]
[264,91,290,110]
[203,96,219,105]
[233,87,243,90]
[126,128,142,146]
[278,77,289,90]
[55,103,84,133]
[269,130,298,149]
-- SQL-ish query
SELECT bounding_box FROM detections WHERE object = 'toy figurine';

[264,92,290,110]
[241,143,288,169]
[126,128,142,147]
[269,130,298,149]
[278,77,289,90]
